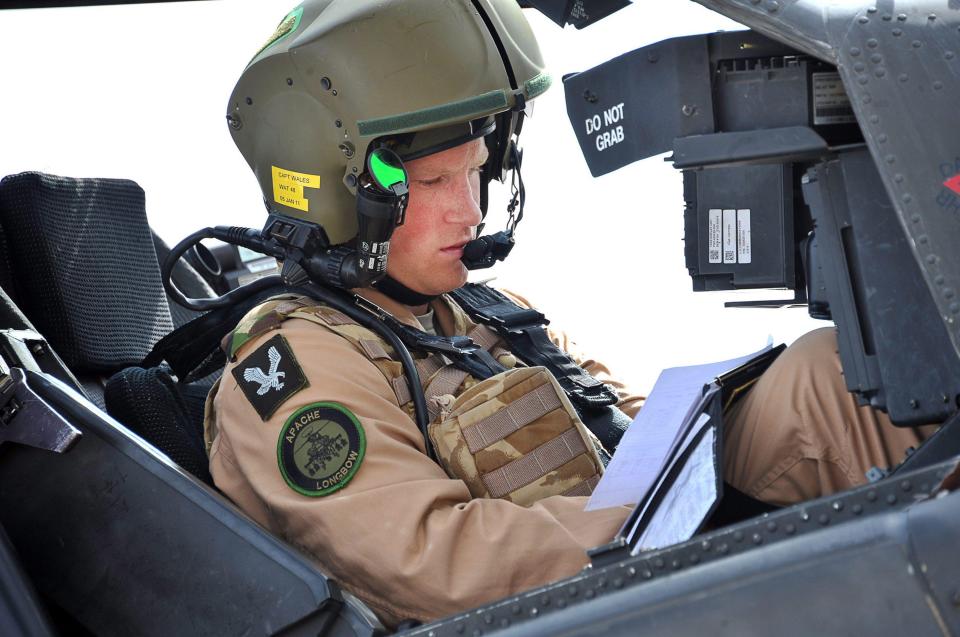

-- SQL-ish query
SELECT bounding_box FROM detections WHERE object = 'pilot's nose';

[444,172,484,227]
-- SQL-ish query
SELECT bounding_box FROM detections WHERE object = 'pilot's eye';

[417,175,446,187]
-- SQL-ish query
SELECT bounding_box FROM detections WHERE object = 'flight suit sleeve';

[209,317,630,627]
[500,289,646,418]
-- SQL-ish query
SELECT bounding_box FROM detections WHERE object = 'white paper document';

[585,346,771,511]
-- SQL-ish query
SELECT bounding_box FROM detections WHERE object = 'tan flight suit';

[205,289,934,626]
[205,288,639,627]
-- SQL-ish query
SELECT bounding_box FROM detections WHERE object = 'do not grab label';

[584,102,626,152]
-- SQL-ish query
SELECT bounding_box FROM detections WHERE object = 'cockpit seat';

[0,171,213,480]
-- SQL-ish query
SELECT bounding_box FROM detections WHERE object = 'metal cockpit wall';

[691,0,960,369]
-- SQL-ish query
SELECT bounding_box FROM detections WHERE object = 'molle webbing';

[482,428,588,499]
[462,382,561,453]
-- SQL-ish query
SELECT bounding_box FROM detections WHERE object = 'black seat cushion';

[105,366,213,485]
[0,172,173,374]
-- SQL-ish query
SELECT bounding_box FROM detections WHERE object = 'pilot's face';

[385,137,487,298]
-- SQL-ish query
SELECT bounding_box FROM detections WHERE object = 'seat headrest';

[0,172,173,373]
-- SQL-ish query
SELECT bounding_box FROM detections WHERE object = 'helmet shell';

[228,0,550,245]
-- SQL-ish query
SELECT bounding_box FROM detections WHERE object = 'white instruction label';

[812,72,855,125]
[737,209,752,264]
[722,209,737,264]
[708,209,722,263]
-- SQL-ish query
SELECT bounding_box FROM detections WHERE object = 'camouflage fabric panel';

[429,367,603,507]
[223,295,310,359]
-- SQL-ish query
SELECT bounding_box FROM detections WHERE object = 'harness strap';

[448,284,620,410]
[449,283,631,454]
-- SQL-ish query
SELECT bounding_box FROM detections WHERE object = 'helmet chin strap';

[461,144,525,271]
[373,274,439,307]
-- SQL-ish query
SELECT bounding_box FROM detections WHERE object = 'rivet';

[863,95,873,104]
[245,96,253,105]
[897,13,907,21]
[899,73,909,82]
[833,501,844,512]
[892,28,903,37]
[484,613,493,625]
[919,235,929,245]
[870,54,883,63]
[850,47,862,57]
[320,77,332,90]
[951,590,960,607]
[689,554,700,564]
[456,622,465,634]
[785,524,796,535]
[854,62,866,72]
[556,600,566,610]
[867,490,878,502]
[885,155,896,164]
[472,629,481,637]
[681,104,696,117]
[285,77,293,86]
[895,173,905,182]
[858,76,869,85]
[583,90,598,103]
[733,530,744,543]
[934,81,944,90]
[859,16,869,24]
[927,254,938,264]
[512,604,522,614]
[568,586,578,598]
[944,288,956,300]
[767,521,778,532]
[912,214,922,223]
[882,14,892,21]
[875,68,887,78]
[752,534,763,545]
[902,194,913,203]
[913,40,923,48]
[701,540,712,551]
[627,566,637,578]
[951,302,960,315]
[928,13,937,21]
[597,577,606,588]
[718,543,729,555]
[647,52,660,63]
[947,52,956,60]
[901,480,913,492]
[852,504,864,515]
[584,590,594,600]
[654,558,665,569]
[332,89,338,96]
[542,595,551,606]
[944,394,952,404]
[766,0,780,12]
[642,569,653,579]
[818,514,830,525]
[887,494,898,504]
[936,275,946,285]
[530,606,540,615]
[801,512,811,522]
[867,38,879,48]
[867,6,877,13]
[878,134,887,142]
[671,560,681,570]
[870,115,880,123]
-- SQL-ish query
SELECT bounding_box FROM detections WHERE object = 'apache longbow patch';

[232,334,308,421]
[277,402,366,497]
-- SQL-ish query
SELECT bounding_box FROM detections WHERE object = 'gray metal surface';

[694,0,960,376]
[408,458,960,636]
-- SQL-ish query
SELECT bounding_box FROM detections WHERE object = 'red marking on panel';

[945,174,960,195]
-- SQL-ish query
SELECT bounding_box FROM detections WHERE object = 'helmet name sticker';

[277,402,366,497]
[272,166,320,212]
